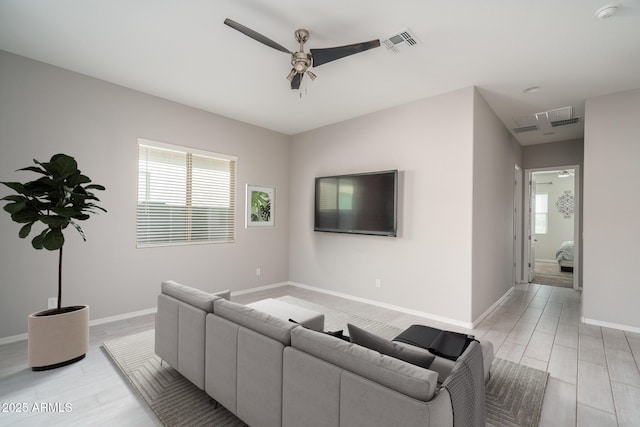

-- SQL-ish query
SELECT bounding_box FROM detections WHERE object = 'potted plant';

[1,153,106,370]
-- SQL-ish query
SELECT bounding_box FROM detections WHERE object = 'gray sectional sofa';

[155,280,490,427]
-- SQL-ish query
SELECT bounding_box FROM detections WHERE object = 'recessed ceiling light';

[523,86,541,94]
[595,4,618,19]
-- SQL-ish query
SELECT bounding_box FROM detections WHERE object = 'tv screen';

[314,170,397,237]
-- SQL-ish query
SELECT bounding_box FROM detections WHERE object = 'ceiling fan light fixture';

[523,86,541,94]
[595,4,618,19]
[225,18,381,92]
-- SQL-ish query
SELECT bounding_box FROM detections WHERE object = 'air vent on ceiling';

[512,125,539,133]
[512,106,582,135]
[538,106,573,123]
[550,117,581,127]
[382,28,419,53]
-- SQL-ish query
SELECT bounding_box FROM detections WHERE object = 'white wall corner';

[471,286,514,329]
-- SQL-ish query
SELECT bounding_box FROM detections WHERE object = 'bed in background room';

[556,240,574,272]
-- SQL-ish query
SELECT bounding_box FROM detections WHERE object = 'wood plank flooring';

[1,283,639,426]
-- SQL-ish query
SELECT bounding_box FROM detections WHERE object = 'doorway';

[524,166,580,289]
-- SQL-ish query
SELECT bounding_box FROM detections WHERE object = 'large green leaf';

[16,165,48,175]
[3,201,26,214]
[1,182,25,194]
[47,154,79,179]
[11,209,39,223]
[1,194,27,202]
[42,229,65,250]
[31,229,48,249]
[19,222,34,238]
[67,173,91,186]
[24,178,55,195]
[39,215,70,227]
[85,184,106,191]
[51,207,81,218]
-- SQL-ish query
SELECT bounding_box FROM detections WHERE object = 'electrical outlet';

[375,279,381,288]
[47,297,57,309]
[256,267,261,276]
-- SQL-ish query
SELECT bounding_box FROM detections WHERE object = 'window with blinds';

[137,139,236,247]
[534,193,548,235]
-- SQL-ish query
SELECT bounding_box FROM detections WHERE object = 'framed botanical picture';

[246,184,275,227]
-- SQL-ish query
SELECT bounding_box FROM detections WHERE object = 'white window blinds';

[137,140,236,247]
[534,193,548,235]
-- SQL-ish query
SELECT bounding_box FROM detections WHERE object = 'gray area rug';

[531,260,573,288]
[103,298,548,427]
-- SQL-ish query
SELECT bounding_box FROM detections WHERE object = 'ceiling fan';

[224,18,380,90]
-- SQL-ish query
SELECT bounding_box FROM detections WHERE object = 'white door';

[528,179,537,282]
[513,165,523,284]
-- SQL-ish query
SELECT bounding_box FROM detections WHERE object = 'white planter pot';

[28,305,89,371]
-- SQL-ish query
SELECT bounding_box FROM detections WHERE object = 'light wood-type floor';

[1,283,639,426]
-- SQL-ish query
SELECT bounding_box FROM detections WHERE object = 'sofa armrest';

[161,280,226,312]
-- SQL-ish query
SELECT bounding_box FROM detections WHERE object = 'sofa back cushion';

[348,323,435,369]
[161,280,225,312]
[291,327,439,401]
[213,298,296,345]
[206,314,285,427]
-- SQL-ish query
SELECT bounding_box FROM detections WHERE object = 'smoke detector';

[595,4,618,19]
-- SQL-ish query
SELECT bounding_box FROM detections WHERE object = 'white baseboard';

[89,307,157,327]
[0,332,28,346]
[471,286,514,328]
[581,317,640,334]
[289,281,475,330]
[0,281,524,345]
[0,307,158,345]
[230,281,291,297]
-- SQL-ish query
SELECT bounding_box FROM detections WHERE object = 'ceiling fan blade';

[224,18,292,54]
[291,72,303,90]
[310,39,381,67]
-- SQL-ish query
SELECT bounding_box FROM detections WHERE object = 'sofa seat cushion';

[291,326,439,401]
[161,280,225,312]
[213,298,296,345]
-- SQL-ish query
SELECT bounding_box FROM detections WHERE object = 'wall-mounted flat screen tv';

[314,170,397,237]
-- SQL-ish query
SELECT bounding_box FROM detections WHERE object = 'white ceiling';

[1,0,639,145]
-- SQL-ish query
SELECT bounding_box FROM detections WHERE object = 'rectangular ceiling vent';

[550,117,581,127]
[512,125,539,133]
[543,107,573,123]
[512,106,580,134]
[382,28,419,53]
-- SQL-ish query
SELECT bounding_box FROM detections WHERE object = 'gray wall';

[522,138,584,170]
[583,88,640,329]
[289,87,476,324]
[0,51,291,338]
[471,89,523,320]
[289,87,521,325]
